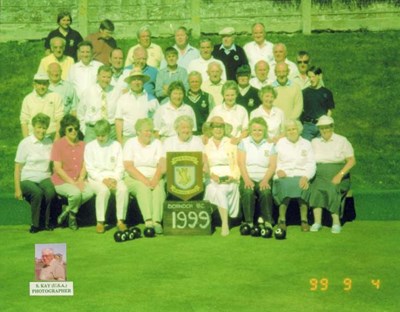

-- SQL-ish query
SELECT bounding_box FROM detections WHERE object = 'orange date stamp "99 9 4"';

[309,278,381,291]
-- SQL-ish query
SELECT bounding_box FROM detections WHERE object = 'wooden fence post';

[78,0,89,38]
[301,0,312,35]
[190,0,201,38]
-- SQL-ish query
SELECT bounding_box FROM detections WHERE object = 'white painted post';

[301,0,312,35]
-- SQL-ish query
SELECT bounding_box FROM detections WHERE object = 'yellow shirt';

[38,54,74,80]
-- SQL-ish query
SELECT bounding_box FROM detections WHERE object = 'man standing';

[201,62,226,107]
[122,46,158,97]
[244,23,274,76]
[84,119,128,233]
[212,27,248,81]
[184,71,214,135]
[86,19,117,65]
[272,62,303,121]
[115,70,159,144]
[67,41,103,100]
[20,73,64,139]
[250,60,272,90]
[301,66,334,141]
[38,37,74,80]
[235,65,261,115]
[47,62,77,115]
[78,65,122,142]
[171,26,200,70]
[188,38,227,82]
[109,48,126,88]
[268,43,300,82]
[125,26,164,69]
[155,46,188,103]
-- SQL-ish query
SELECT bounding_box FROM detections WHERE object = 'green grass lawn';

[1,30,399,194]
[0,221,398,311]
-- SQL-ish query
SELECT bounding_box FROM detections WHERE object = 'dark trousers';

[21,178,56,227]
[240,179,273,224]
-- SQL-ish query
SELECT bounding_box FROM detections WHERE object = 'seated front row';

[15,113,355,235]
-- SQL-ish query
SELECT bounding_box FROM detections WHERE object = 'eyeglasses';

[297,60,309,64]
[66,126,79,133]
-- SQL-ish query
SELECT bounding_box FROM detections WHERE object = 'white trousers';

[88,179,129,222]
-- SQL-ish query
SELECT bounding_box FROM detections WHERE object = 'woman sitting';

[14,113,56,233]
[238,117,277,231]
[204,116,240,236]
[123,118,166,234]
[309,115,356,234]
[273,119,316,232]
[51,114,94,230]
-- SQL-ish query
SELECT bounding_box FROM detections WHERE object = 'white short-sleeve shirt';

[250,106,285,140]
[208,103,249,138]
[123,137,164,178]
[311,133,354,163]
[153,102,197,138]
[238,137,276,182]
[15,135,53,183]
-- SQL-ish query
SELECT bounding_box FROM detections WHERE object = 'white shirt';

[125,43,164,68]
[201,79,225,107]
[249,77,273,90]
[204,137,239,179]
[238,137,276,182]
[67,60,103,99]
[243,40,274,76]
[187,57,227,82]
[84,139,124,182]
[123,137,164,178]
[15,135,53,182]
[268,59,300,82]
[208,103,249,138]
[78,83,122,132]
[115,90,159,137]
[250,106,285,140]
[312,133,354,163]
[20,91,64,135]
[163,135,204,157]
[274,137,316,179]
[153,102,197,138]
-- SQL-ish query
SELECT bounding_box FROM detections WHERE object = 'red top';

[51,137,85,185]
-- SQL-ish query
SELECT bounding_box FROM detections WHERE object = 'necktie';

[101,90,107,119]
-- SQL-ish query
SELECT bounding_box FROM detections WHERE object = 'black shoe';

[44,224,55,231]
[29,226,40,234]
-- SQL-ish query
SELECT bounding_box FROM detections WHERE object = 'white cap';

[219,27,235,36]
[33,73,49,81]
[316,115,334,126]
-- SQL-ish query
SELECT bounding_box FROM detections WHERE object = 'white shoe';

[331,224,342,234]
[310,223,322,232]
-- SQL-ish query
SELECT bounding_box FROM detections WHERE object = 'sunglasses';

[297,60,309,64]
[211,123,225,129]
[66,126,79,133]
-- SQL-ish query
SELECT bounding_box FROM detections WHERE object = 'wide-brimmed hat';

[124,69,150,83]
[316,115,334,126]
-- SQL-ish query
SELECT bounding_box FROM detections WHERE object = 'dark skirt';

[308,163,351,215]
[273,177,310,205]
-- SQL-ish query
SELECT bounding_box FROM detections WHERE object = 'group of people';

[15,12,356,236]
